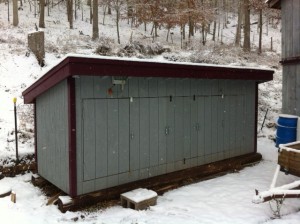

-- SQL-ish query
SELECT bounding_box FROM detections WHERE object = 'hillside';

[2,2,300,224]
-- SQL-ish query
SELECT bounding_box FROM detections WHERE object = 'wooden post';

[271,37,273,51]
[11,192,16,203]
[13,97,19,163]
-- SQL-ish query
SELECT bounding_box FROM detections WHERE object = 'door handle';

[165,126,170,135]
[130,133,134,140]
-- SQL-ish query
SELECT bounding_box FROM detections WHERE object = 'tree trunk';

[235,0,242,46]
[67,0,73,29]
[243,0,250,52]
[13,0,19,26]
[116,9,121,44]
[258,9,263,54]
[92,0,99,40]
[39,0,45,28]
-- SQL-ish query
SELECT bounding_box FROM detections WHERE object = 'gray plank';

[139,78,149,97]
[149,98,159,167]
[149,78,158,97]
[244,83,255,153]
[158,97,167,164]
[204,96,212,163]
[116,77,129,98]
[200,80,212,96]
[293,0,300,56]
[229,96,237,157]
[80,77,94,98]
[296,65,300,116]
[197,97,205,157]
[211,96,219,155]
[211,80,219,95]
[235,95,244,157]
[175,79,185,96]
[183,97,191,159]
[128,78,139,97]
[217,96,225,160]
[139,98,150,169]
[118,99,130,173]
[166,78,176,96]
[174,97,184,161]
[190,96,198,158]
[83,99,96,181]
[166,99,175,164]
[190,79,198,96]
[223,95,231,159]
[93,76,111,98]
[158,78,167,96]
[183,79,191,96]
[107,99,119,175]
[95,99,108,178]
[130,98,140,170]
[282,66,288,113]
[75,79,83,195]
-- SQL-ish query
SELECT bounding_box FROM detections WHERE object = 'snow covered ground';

[1,2,299,224]
[1,138,300,224]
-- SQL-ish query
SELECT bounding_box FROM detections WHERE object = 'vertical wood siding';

[281,0,300,116]
[282,0,300,58]
[75,76,256,195]
[282,64,300,115]
[36,80,69,193]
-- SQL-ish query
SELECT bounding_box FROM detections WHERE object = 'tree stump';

[28,31,45,66]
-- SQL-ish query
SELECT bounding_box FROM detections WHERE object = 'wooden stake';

[11,192,16,203]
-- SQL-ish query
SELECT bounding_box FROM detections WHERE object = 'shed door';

[82,99,129,181]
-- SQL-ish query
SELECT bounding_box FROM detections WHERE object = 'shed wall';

[282,0,300,58]
[282,64,300,115]
[281,0,300,116]
[36,80,70,193]
[75,76,256,195]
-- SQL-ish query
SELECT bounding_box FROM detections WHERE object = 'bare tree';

[13,0,19,26]
[67,0,74,29]
[92,0,99,40]
[235,0,242,46]
[39,0,46,28]
[243,0,251,51]
[112,0,125,44]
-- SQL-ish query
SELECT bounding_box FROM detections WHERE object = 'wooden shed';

[23,55,273,197]
[268,0,300,115]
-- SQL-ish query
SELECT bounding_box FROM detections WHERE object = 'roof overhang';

[266,0,281,9]
[22,55,274,104]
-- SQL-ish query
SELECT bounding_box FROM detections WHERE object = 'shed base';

[55,152,261,212]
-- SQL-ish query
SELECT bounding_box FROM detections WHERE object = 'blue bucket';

[276,114,298,147]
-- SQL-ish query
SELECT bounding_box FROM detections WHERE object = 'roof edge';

[22,55,274,104]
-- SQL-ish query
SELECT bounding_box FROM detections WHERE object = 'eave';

[22,55,274,104]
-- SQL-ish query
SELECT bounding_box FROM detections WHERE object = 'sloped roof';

[22,54,274,104]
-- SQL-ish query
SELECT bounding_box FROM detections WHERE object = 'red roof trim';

[23,56,274,103]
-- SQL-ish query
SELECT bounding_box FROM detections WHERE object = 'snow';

[0,139,299,224]
[58,196,73,205]
[279,142,300,153]
[1,1,299,223]
[121,188,157,203]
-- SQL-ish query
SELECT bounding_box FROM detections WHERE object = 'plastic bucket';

[276,114,298,147]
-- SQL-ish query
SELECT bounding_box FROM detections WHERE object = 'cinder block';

[120,188,157,210]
